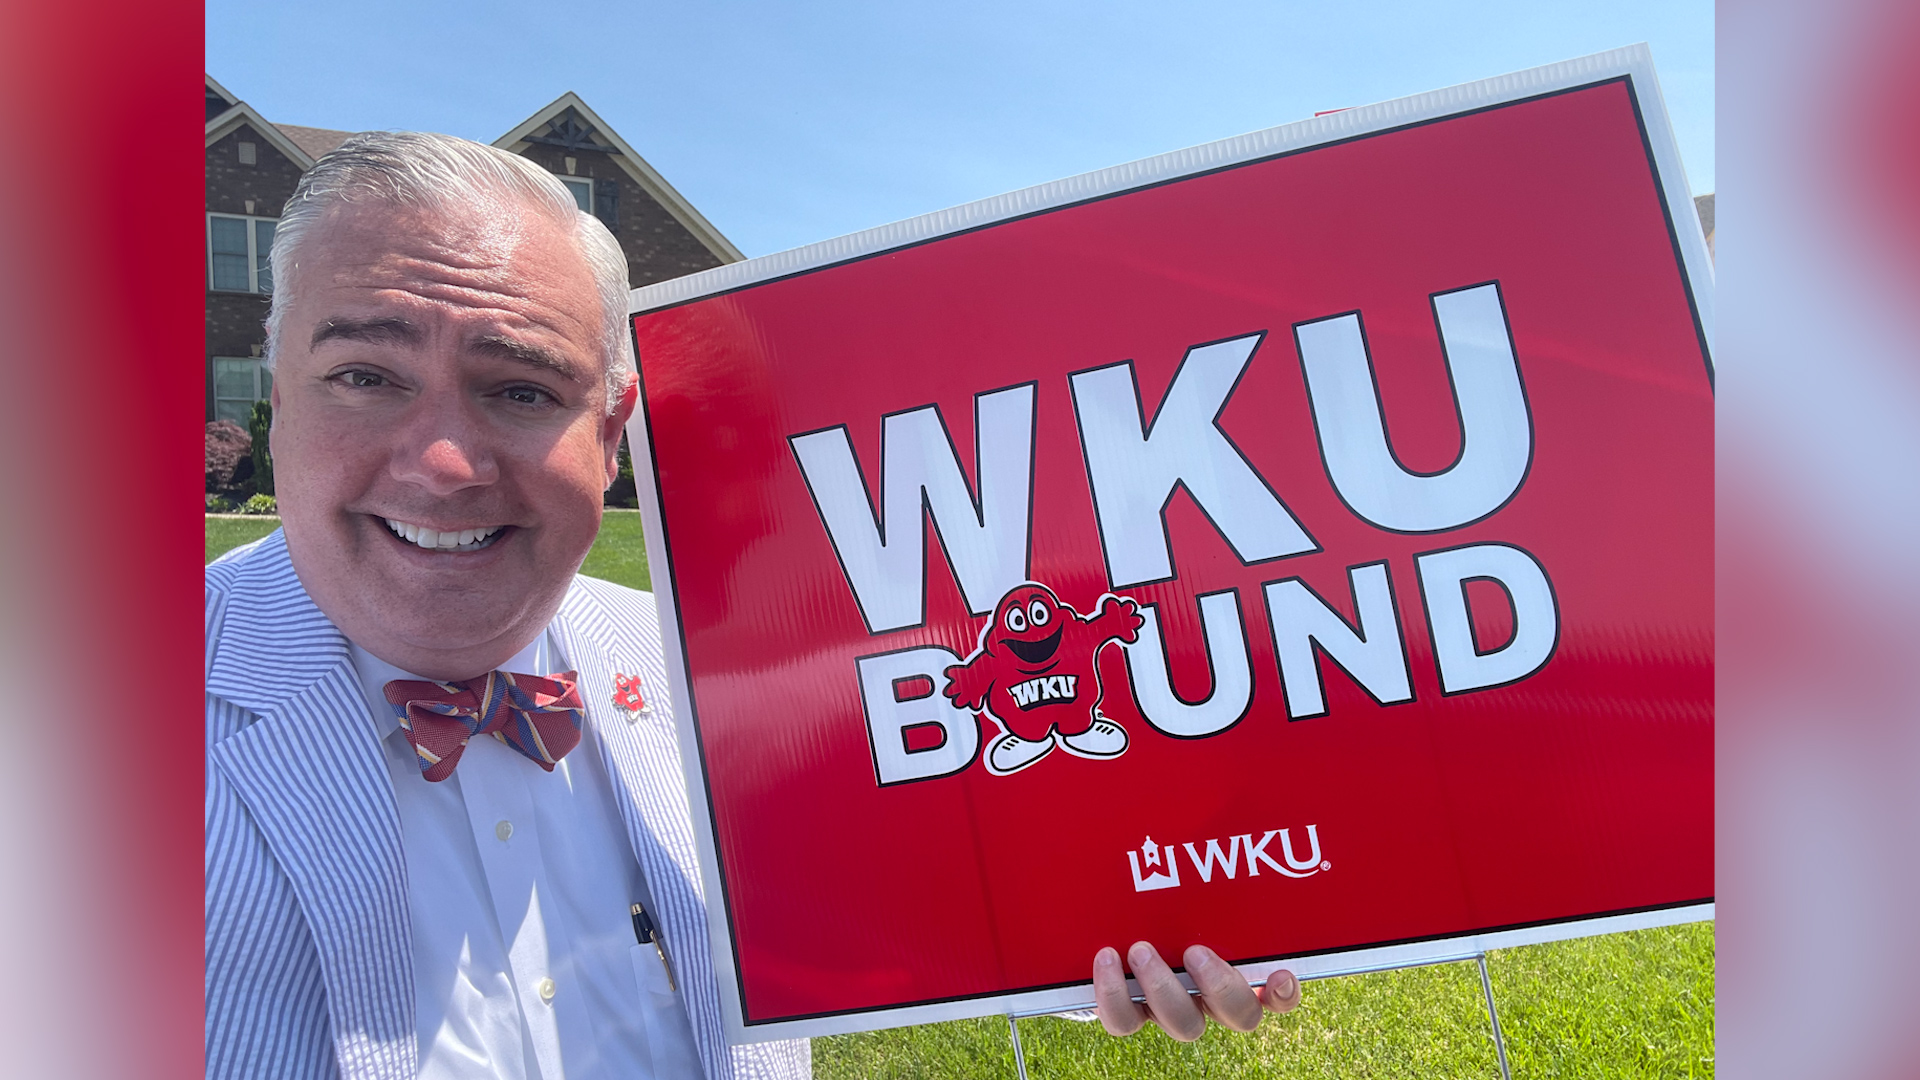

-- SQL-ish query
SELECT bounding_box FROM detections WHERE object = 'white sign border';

[625,43,1714,1045]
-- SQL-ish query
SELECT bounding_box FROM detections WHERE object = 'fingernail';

[1275,971,1297,997]
[1129,942,1154,967]
[1096,947,1118,968]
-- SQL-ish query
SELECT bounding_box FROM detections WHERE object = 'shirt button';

[495,820,513,842]
[538,977,556,1004]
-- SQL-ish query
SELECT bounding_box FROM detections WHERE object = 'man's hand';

[1091,942,1300,1041]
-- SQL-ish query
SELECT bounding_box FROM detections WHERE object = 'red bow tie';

[383,671,585,782]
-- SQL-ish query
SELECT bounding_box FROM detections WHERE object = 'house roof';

[205,73,239,109]
[205,77,742,264]
[276,124,355,162]
[495,92,744,264]
[206,100,317,172]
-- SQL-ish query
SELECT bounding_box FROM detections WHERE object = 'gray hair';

[264,130,634,412]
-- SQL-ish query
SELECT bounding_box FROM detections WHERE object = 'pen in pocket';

[631,903,676,992]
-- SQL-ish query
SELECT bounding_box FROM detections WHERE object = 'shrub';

[206,420,251,491]
[240,493,278,515]
[248,400,274,496]
[206,492,234,513]
[605,432,638,508]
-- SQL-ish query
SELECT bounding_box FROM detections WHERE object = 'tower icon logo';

[1127,835,1182,891]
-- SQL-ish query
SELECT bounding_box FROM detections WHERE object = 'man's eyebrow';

[310,317,421,350]
[471,335,584,381]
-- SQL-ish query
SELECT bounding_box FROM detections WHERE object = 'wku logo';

[1009,675,1078,710]
[1129,826,1327,892]
[815,282,1562,788]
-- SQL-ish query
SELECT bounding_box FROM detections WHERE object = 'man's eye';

[504,385,555,406]
[331,370,388,388]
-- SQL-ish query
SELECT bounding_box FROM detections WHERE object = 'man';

[205,131,1295,1080]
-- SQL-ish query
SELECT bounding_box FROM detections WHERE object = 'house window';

[212,357,273,426]
[238,141,257,165]
[560,176,592,213]
[208,214,277,293]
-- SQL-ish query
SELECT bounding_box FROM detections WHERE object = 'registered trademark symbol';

[1321,860,1332,871]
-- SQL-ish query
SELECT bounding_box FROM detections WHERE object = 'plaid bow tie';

[383,670,585,782]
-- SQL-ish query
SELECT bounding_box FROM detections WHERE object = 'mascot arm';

[1091,596,1145,645]
[942,657,995,712]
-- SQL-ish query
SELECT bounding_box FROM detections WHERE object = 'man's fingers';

[1128,941,1207,1042]
[1091,947,1146,1036]
[1183,946,1262,1032]
[1257,968,1302,1014]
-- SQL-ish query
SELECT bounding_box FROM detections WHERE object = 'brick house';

[204,75,742,424]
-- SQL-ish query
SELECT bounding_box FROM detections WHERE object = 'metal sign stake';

[1007,1015,1030,1080]
[1477,954,1513,1080]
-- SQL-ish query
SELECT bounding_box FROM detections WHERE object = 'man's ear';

[602,373,639,487]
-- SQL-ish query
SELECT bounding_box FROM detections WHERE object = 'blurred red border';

[0,0,203,1075]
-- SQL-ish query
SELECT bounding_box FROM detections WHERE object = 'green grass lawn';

[578,508,651,590]
[206,513,284,564]
[207,512,1714,1077]
[814,924,1713,1080]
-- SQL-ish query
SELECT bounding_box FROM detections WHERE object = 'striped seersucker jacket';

[205,530,809,1080]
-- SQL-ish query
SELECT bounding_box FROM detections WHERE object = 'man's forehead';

[288,195,602,369]
[300,193,588,285]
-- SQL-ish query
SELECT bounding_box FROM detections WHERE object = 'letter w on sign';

[791,385,1036,633]
[1183,837,1243,882]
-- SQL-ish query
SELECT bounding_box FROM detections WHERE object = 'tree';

[248,400,274,496]
[606,432,638,507]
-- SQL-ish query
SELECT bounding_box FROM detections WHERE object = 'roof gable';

[207,97,317,172]
[206,74,239,109]
[496,92,743,264]
[206,74,240,123]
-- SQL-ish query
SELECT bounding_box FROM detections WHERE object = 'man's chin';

[346,595,554,676]
[288,513,589,673]
[334,551,560,663]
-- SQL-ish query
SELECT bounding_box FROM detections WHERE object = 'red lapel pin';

[612,672,648,719]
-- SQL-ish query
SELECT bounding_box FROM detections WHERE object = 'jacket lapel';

[207,533,416,1080]
[550,582,737,1080]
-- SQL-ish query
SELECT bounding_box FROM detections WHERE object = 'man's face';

[270,194,634,679]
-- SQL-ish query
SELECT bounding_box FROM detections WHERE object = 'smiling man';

[205,132,1293,1080]
[204,132,813,1080]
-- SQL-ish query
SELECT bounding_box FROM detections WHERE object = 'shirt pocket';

[629,945,703,1077]
[629,943,677,1002]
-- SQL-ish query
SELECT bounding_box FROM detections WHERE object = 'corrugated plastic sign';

[626,46,1713,1042]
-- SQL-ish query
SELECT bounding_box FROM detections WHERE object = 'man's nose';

[389,399,500,494]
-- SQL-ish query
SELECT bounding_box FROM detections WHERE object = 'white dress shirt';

[351,633,703,1080]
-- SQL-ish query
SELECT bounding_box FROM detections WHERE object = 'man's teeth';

[383,519,503,551]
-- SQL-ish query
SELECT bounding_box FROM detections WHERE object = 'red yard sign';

[627,48,1712,1041]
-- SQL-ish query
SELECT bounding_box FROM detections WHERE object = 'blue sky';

[207,1,1711,258]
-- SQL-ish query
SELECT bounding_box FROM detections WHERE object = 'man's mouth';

[382,517,507,552]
